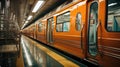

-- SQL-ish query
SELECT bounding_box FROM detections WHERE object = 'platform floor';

[21,35,87,67]
[0,41,24,67]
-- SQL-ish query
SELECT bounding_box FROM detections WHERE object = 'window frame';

[56,11,70,32]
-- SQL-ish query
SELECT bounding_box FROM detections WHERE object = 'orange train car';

[22,0,120,67]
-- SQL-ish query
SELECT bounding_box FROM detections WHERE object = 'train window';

[76,13,81,31]
[38,23,42,32]
[63,22,70,31]
[56,24,63,32]
[107,0,120,32]
[56,12,70,32]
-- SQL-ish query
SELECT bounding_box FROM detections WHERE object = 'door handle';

[97,20,101,30]
[81,23,84,49]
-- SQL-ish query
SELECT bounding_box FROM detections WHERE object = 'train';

[22,0,120,67]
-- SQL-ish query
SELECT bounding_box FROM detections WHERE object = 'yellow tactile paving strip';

[23,35,80,67]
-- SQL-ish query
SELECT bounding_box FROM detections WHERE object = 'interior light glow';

[27,15,32,20]
[108,3,117,7]
[32,1,44,13]
[64,12,70,15]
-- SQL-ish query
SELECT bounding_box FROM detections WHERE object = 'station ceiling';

[0,0,67,29]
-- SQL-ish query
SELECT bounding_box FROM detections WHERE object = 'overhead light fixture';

[21,21,29,29]
[27,15,32,20]
[21,24,25,30]
[32,0,44,13]
[25,21,28,24]
[108,3,117,7]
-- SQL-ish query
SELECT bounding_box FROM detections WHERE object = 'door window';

[47,17,54,43]
[38,23,43,32]
[88,2,98,56]
[76,13,82,31]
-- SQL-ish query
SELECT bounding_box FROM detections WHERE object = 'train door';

[34,24,37,39]
[87,0,99,63]
[75,2,87,58]
[33,26,35,38]
[46,17,54,44]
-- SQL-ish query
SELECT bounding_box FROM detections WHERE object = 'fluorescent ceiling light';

[25,21,28,23]
[108,3,117,7]
[21,23,26,29]
[27,15,32,20]
[32,1,44,13]
[21,21,28,29]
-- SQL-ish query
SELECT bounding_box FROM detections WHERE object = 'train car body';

[22,0,120,67]
[35,19,47,43]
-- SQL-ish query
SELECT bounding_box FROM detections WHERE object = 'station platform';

[21,35,87,67]
[0,39,24,67]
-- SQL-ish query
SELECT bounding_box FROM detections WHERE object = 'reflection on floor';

[21,35,87,67]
